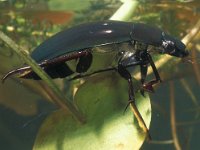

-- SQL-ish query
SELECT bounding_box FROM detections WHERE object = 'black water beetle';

[2,20,189,139]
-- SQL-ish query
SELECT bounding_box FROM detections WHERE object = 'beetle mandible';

[2,20,189,139]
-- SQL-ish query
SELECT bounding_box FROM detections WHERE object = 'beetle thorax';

[134,41,148,51]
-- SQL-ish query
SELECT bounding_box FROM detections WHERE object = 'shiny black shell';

[31,20,163,62]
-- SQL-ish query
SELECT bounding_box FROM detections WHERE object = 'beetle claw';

[142,83,155,93]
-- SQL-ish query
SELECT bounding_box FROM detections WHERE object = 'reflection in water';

[0,100,56,149]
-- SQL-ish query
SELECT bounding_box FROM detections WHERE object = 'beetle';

[1,20,189,139]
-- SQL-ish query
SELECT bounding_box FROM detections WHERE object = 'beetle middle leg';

[118,64,151,140]
[68,59,147,81]
[140,64,148,95]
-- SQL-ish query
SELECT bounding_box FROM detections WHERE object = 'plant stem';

[169,81,181,150]
[110,0,139,21]
[0,31,85,123]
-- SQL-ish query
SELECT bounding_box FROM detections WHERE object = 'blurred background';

[0,0,199,149]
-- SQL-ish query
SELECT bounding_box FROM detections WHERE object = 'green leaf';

[33,72,151,150]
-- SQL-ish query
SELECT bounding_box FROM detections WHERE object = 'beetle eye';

[162,40,175,53]
[167,43,175,51]
[175,39,186,50]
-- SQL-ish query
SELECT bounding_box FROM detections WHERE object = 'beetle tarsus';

[1,72,12,83]
[123,99,135,114]
[1,66,32,83]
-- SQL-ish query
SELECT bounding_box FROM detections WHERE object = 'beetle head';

[161,32,189,58]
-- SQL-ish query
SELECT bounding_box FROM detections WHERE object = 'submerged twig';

[180,71,200,149]
[180,79,199,107]
[110,0,139,21]
[169,81,182,150]
[149,139,174,145]
[177,120,200,126]
[191,49,200,85]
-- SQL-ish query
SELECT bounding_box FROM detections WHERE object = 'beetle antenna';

[181,56,200,64]
[1,66,31,83]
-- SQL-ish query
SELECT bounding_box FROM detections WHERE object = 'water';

[0,0,199,150]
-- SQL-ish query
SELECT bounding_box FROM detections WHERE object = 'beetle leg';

[142,54,162,92]
[36,50,91,79]
[68,67,116,80]
[118,64,151,140]
[68,59,147,81]
[42,50,91,66]
[2,50,91,82]
[140,64,148,95]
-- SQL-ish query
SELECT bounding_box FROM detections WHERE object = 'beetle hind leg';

[46,63,74,78]
[23,63,74,79]
[118,64,151,140]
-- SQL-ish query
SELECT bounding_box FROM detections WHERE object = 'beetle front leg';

[118,64,151,140]
[142,54,162,92]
